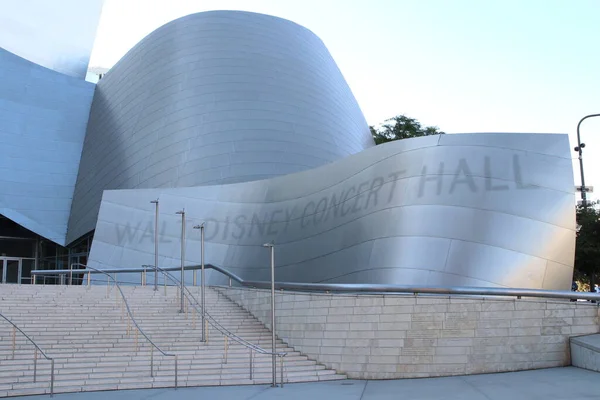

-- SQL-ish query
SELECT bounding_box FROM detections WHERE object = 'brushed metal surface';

[0,9,577,289]
[0,48,95,244]
[67,11,374,243]
[0,0,104,79]
[88,132,576,290]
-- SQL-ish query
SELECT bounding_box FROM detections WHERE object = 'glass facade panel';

[5,259,19,283]
[21,259,35,284]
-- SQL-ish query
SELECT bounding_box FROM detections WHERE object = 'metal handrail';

[0,312,55,396]
[70,264,178,388]
[156,265,286,354]
[152,265,287,386]
[32,264,600,302]
[32,265,288,385]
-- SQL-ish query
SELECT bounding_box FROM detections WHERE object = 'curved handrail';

[154,265,287,357]
[0,311,55,396]
[71,264,178,387]
[0,313,52,360]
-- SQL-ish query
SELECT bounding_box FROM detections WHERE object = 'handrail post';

[87,271,91,287]
[176,210,186,313]
[280,355,284,388]
[201,225,206,342]
[34,348,38,382]
[12,326,16,359]
[224,336,228,364]
[174,355,178,389]
[151,199,159,291]
[263,242,276,387]
[249,349,253,380]
[193,223,206,342]
[50,359,54,397]
[150,346,154,377]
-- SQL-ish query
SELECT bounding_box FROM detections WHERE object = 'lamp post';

[193,223,206,342]
[574,114,600,298]
[175,210,186,313]
[262,242,276,387]
[150,199,159,291]
[574,113,600,209]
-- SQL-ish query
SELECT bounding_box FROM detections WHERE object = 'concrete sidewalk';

[25,367,600,400]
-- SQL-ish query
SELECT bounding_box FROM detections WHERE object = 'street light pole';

[575,113,600,209]
[193,223,206,342]
[150,200,159,291]
[263,242,276,387]
[574,113,600,297]
[176,210,186,313]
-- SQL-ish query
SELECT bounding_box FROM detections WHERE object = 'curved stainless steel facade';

[88,132,576,290]
[0,48,95,245]
[67,11,373,244]
[0,9,577,289]
[0,0,104,79]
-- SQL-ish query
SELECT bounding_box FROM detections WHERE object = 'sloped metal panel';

[0,48,95,244]
[88,133,576,290]
[67,11,373,244]
[0,0,104,79]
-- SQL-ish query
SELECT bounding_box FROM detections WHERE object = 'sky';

[89,0,600,202]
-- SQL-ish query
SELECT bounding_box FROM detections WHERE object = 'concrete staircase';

[0,284,345,397]
[570,334,600,372]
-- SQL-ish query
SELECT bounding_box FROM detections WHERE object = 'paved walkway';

[27,367,600,400]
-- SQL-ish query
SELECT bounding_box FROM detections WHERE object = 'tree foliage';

[370,115,445,145]
[575,202,600,288]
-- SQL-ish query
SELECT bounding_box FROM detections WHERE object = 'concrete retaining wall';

[218,287,600,379]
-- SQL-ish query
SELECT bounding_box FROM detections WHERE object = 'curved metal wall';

[0,48,95,245]
[67,11,373,244]
[88,133,576,290]
[0,0,104,79]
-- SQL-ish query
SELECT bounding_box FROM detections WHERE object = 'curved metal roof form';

[0,48,95,245]
[67,11,374,243]
[0,0,104,79]
[0,10,576,288]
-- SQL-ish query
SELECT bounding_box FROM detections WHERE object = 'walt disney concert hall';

[0,9,576,289]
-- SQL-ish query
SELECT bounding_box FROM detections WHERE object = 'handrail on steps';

[71,264,178,389]
[33,263,600,302]
[0,311,55,397]
[30,262,600,388]
[152,265,287,386]
[33,264,290,386]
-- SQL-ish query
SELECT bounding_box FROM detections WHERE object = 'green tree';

[370,115,445,145]
[575,202,600,291]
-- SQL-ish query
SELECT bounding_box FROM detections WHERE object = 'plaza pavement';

[24,367,600,400]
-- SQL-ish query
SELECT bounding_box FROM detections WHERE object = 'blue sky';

[89,0,600,202]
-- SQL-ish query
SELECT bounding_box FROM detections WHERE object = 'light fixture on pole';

[175,210,186,313]
[150,199,159,291]
[262,241,277,387]
[193,223,206,343]
[574,113,600,209]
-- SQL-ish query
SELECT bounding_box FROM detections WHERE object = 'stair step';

[0,284,344,395]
